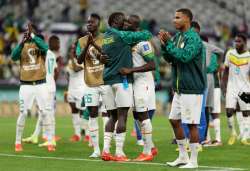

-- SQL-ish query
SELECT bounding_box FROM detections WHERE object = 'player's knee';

[211,113,219,119]
[88,106,98,118]
[226,109,235,117]
[169,119,179,128]
[137,112,148,122]
[116,123,126,133]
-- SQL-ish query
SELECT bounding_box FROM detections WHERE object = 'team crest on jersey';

[143,44,150,51]
[180,42,185,48]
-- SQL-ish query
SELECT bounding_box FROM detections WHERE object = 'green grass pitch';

[0,114,249,171]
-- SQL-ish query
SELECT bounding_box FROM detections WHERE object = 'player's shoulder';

[138,41,152,51]
[46,49,56,58]
[78,35,89,42]
[225,48,236,55]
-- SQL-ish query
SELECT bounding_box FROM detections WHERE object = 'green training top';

[102,28,152,85]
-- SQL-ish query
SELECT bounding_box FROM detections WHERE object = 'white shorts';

[102,83,133,110]
[226,87,250,111]
[19,83,50,113]
[67,88,85,110]
[84,86,105,107]
[148,82,156,111]
[133,80,156,112]
[206,74,214,108]
[212,88,221,113]
[99,100,107,113]
[169,93,203,124]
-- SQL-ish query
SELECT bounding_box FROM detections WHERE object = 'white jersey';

[45,50,57,92]
[132,41,156,111]
[224,49,250,92]
[132,41,154,84]
[67,59,85,92]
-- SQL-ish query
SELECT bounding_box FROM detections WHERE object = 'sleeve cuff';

[31,33,35,38]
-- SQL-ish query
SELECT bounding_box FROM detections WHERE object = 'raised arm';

[111,28,152,45]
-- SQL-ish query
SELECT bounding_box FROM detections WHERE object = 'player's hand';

[64,91,68,103]
[158,30,171,45]
[87,32,94,45]
[21,31,30,44]
[27,23,33,34]
[119,67,132,75]
[70,43,76,59]
[99,54,110,64]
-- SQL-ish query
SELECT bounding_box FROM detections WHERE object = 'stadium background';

[0,0,249,116]
[0,1,250,171]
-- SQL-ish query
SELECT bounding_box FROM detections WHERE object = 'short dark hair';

[236,33,247,43]
[191,21,200,31]
[108,12,124,26]
[176,8,193,21]
[49,35,59,43]
[30,23,39,33]
[90,13,101,21]
[129,14,141,28]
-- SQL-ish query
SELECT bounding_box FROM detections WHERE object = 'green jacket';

[11,35,48,61]
[102,28,152,85]
[162,28,206,94]
[206,53,219,73]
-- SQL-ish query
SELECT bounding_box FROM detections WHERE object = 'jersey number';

[85,94,92,103]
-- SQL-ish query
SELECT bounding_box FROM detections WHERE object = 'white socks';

[213,118,221,142]
[207,127,211,142]
[141,119,153,155]
[103,132,113,153]
[176,139,189,160]
[33,113,42,137]
[102,116,109,132]
[236,112,243,138]
[72,113,81,137]
[89,117,100,152]
[242,116,250,141]
[16,111,27,144]
[115,132,126,156]
[189,143,199,165]
[227,116,237,135]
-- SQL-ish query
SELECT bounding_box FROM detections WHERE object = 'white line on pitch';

[0,153,246,171]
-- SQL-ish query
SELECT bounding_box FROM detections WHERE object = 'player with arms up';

[12,23,54,152]
[76,13,109,158]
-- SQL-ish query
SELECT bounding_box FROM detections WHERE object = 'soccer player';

[191,21,224,146]
[12,23,54,152]
[119,14,157,161]
[222,33,250,145]
[100,12,152,162]
[22,35,60,147]
[65,42,86,142]
[76,13,109,158]
[159,9,206,168]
